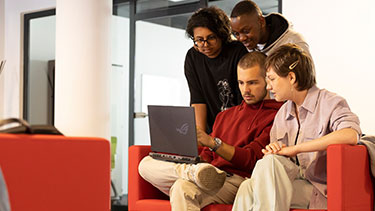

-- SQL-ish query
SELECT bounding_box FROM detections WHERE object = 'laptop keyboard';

[149,152,200,164]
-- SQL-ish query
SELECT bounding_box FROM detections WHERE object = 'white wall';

[1,0,56,120]
[283,0,375,134]
[55,0,111,140]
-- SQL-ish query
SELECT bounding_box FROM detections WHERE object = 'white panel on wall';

[283,0,375,134]
[141,74,183,112]
[133,20,191,146]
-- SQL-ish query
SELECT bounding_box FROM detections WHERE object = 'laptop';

[148,105,200,164]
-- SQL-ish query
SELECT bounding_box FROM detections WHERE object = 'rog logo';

[176,123,189,135]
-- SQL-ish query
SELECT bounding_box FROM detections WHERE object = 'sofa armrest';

[128,145,169,210]
[327,144,374,211]
[0,134,110,211]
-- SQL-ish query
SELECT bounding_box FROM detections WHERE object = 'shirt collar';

[285,101,295,120]
[284,85,320,120]
[300,85,320,113]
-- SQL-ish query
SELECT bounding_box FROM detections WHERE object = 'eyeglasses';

[192,35,218,48]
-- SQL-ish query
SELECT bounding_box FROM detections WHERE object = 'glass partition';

[111,11,130,198]
[25,12,56,125]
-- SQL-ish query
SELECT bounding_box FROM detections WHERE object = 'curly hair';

[186,6,232,44]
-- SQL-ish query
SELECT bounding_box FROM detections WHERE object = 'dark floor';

[111,194,128,211]
[111,204,128,211]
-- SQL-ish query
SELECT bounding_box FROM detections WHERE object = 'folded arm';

[262,128,359,157]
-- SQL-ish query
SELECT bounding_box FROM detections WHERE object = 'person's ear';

[288,72,296,85]
[259,16,266,28]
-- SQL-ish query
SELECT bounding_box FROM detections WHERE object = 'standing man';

[139,52,283,211]
[184,6,248,133]
[230,0,311,56]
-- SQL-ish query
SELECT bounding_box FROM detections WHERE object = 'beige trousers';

[138,156,245,211]
[232,154,314,211]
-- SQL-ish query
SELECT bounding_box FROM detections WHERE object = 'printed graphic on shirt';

[217,79,234,111]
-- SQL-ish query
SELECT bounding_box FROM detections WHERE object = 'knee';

[257,154,286,167]
[138,156,152,179]
[170,179,201,200]
[251,154,280,176]
[260,154,277,164]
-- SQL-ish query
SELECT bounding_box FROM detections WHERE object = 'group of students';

[138,1,361,211]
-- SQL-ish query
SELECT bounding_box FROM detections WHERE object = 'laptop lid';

[148,105,198,157]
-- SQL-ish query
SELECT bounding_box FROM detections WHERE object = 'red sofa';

[129,144,374,211]
[0,134,111,211]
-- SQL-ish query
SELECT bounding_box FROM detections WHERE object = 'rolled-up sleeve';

[329,97,361,136]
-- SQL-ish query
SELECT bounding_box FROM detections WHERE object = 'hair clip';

[289,60,299,70]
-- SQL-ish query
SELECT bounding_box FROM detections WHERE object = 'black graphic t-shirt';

[184,41,248,132]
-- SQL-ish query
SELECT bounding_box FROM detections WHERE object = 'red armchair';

[0,134,111,211]
[129,144,374,211]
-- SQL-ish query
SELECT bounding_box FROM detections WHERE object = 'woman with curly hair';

[184,6,248,133]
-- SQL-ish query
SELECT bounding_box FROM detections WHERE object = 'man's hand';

[196,127,215,148]
[196,127,235,161]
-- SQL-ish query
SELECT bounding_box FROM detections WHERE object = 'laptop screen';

[148,105,199,157]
